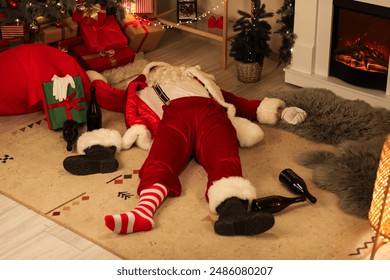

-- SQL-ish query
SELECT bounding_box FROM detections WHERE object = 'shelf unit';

[154,0,236,69]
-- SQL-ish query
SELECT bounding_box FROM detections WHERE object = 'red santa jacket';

[120,62,286,150]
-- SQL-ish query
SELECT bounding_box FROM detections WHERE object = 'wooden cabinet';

[154,0,236,69]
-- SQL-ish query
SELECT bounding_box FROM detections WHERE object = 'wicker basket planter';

[235,61,262,83]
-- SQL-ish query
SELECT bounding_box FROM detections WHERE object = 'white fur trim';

[257,97,286,124]
[86,70,108,84]
[122,124,152,150]
[142,61,171,77]
[76,128,122,154]
[187,67,263,147]
[208,177,257,214]
[230,116,264,147]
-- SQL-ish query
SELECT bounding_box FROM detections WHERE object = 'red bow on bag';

[208,15,223,29]
[99,49,115,58]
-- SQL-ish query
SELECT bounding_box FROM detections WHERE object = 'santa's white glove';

[51,74,76,101]
[281,107,307,125]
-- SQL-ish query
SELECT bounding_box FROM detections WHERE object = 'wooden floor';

[1,29,389,260]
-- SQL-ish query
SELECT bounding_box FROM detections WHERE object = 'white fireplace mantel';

[284,0,390,109]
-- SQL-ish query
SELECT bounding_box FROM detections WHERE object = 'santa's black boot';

[63,145,118,175]
[214,197,275,236]
[63,128,122,176]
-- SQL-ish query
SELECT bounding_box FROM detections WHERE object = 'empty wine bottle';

[87,86,102,131]
[279,168,317,203]
[62,120,79,151]
[251,195,306,213]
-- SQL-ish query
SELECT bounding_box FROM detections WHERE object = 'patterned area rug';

[0,106,373,259]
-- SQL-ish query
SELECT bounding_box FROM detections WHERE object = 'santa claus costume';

[69,62,307,236]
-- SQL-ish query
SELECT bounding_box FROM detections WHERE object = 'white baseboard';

[284,67,390,110]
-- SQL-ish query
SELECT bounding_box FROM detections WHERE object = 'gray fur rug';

[269,88,390,145]
[268,88,390,219]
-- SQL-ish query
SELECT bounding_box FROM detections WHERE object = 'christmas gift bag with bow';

[42,75,87,130]
[80,15,128,53]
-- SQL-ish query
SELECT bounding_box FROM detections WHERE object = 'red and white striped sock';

[104,184,168,234]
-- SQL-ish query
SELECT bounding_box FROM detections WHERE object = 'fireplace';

[284,0,390,110]
[329,0,390,91]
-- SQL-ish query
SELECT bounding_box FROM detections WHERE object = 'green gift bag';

[42,76,87,130]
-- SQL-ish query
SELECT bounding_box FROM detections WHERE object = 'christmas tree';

[229,0,274,66]
[0,0,125,40]
[275,0,296,66]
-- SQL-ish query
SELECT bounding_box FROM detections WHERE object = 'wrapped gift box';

[56,35,83,52]
[42,76,87,130]
[80,15,128,53]
[1,21,30,41]
[0,37,24,52]
[39,17,78,44]
[121,14,165,52]
[72,44,135,72]
[0,8,5,24]
[72,4,106,26]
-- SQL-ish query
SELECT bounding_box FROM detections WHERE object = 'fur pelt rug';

[269,88,390,145]
[295,135,386,219]
[267,88,390,219]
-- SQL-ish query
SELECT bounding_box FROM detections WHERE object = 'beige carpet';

[0,106,376,260]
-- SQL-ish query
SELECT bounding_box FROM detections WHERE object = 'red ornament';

[7,0,19,9]
[55,20,63,28]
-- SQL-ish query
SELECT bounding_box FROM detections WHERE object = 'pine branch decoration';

[230,0,274,65]
[275,0,296,67]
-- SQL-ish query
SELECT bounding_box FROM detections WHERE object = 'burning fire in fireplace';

[334,38,388,74]
[329,0,390,92]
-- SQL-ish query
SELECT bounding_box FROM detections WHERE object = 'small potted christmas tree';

[230,0,274,83]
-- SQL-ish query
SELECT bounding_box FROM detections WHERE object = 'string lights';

[122,0,225,29]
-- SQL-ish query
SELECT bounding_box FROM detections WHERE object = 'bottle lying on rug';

[251,195,306,213]
[279,168,317,203]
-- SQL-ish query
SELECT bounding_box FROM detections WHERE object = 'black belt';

[152,85,170,105]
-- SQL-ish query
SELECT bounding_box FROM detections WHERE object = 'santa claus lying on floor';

[0,45,307,236]
[67,61,307,237]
